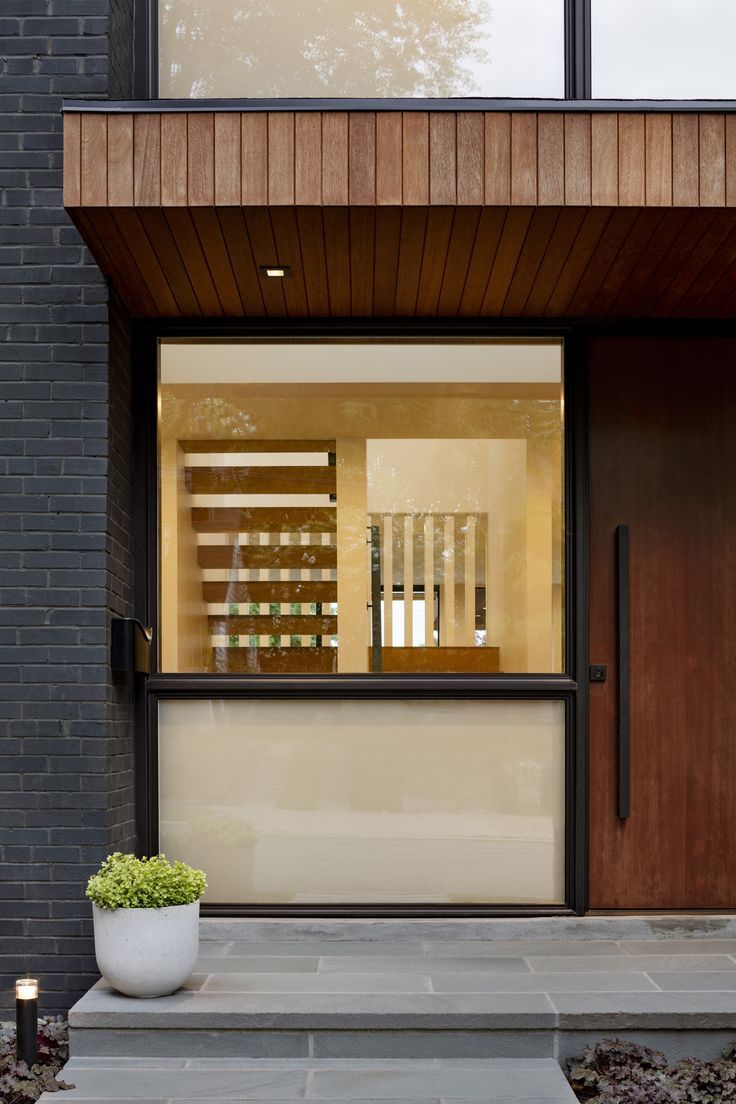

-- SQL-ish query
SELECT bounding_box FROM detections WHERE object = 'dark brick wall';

[0,0,136,1013]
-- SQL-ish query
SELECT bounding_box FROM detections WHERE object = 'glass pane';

[159,698,566,905]
[159,0,564,98]
[593,0,736,98]
[158,341,565,675]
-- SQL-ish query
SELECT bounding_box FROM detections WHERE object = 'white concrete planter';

[92,900,200,998]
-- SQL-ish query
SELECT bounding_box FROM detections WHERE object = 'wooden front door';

[588,337,736,909]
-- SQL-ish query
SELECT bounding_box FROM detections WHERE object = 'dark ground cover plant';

[568,1037,736,1103]
[0,1018,72,1104]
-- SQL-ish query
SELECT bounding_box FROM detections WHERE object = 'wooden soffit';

[63,109,736,318]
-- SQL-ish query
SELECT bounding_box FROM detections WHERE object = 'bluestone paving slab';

[550,990,736,1027]
[309,1059,573,1099]
[430,971,658,993]
[649,971,736,990]
[422,941,626,958]
[69,1028,312,1058]
[620,939,736,955]
[310,1031,556,1059]
[525,954,736,972]
[223,941,426,957]
[201,972,430,993]
[40,1067,308,1099]
[318,956,530,973]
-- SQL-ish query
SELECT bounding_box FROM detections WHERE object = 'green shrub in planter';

[86,852,206,910]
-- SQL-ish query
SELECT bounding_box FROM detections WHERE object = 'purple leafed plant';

[567,1038,736,1103]
[0,1017,73,1104]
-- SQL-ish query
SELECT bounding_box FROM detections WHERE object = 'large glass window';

[158,340,565,676]
[159,698,566,905]
[158,0,565,99]
[592,0,736,98]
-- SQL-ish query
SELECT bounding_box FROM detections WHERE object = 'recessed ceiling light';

[260,265,292,278]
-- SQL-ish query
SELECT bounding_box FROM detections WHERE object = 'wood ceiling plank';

[322,113,349,205]
[110,208,179,315]
[376,113,402,205]
[591,114,618,206]
[323,207,351,315]
[373,205,402,315]
[133,114,161,206]
[163,207,223,316]
[349,112,376,206]
[645,115,672,206]
[501,206,560,316]
[200,545,336,569]
[107,114,133,206]
[215,207,266,316]
[458,206,506,314]
[182,439,335,453]
[510,114,537,205]
[618,114,645,206]
[241,206,288,315]
[213,647,338,675]
[295,113,322,205]
[699,114,726,207]
[608,209,687,315]
[543,207,612,315]
[161,114,187,205]
[241,114,268,205]
[209,615,338,636]
[415,205,454,315]
[596,209,666,315]
[63,113,81,207]
[673,115,699,206]
[625,209,717,316]
[85,208,158,315]
[481,207,534,315]
[537,114,564,206]
[484,113,511,204]
[680,215,736,315]
[190,207,245,315]
[214,113,241,206]
[456,113,483,206]
[653,211,732,314]
[137,207,202,316]
[268,208,308,315]
[187,113,215,206]
[402,113,429,205]
[80,114,107,205]
[523,207,586,316]
[436,206,481,316]
[394,206,428,314]
[267,112,295,205]
[429,113,456,205]
[564,114,591,206]
[295,207,330,316]
[349,206,375,316]
[74,208,154,316]
[566,207,638,316]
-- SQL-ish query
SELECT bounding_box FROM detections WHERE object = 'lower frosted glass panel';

[158,699,566,905]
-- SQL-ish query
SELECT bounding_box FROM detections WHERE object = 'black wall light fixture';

[111,618,153,674]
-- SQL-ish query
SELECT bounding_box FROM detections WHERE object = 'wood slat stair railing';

[182,438,338,674]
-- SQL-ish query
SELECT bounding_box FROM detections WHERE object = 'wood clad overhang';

[63,108,736,318]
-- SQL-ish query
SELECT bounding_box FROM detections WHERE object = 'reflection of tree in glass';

[161,0,493,98]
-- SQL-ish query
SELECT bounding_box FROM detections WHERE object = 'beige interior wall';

[160,438,210,673]
[336,439,368,673]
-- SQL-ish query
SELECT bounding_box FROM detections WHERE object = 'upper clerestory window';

[157,0,565,99]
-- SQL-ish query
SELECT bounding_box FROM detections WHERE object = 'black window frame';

[132,318,589,917]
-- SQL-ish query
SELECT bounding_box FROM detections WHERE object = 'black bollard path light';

[15,978,38,1068]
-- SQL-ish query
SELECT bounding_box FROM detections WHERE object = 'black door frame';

[132,318,589,917]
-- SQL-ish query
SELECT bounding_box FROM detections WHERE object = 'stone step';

[39,1057,578,1103]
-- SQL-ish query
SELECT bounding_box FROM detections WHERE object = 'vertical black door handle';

[616,525,630,819]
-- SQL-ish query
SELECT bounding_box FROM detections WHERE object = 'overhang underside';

[70,203,736,318]
[64,109,736,319]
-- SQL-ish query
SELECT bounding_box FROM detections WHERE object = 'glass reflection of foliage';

[160,0,493,98]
